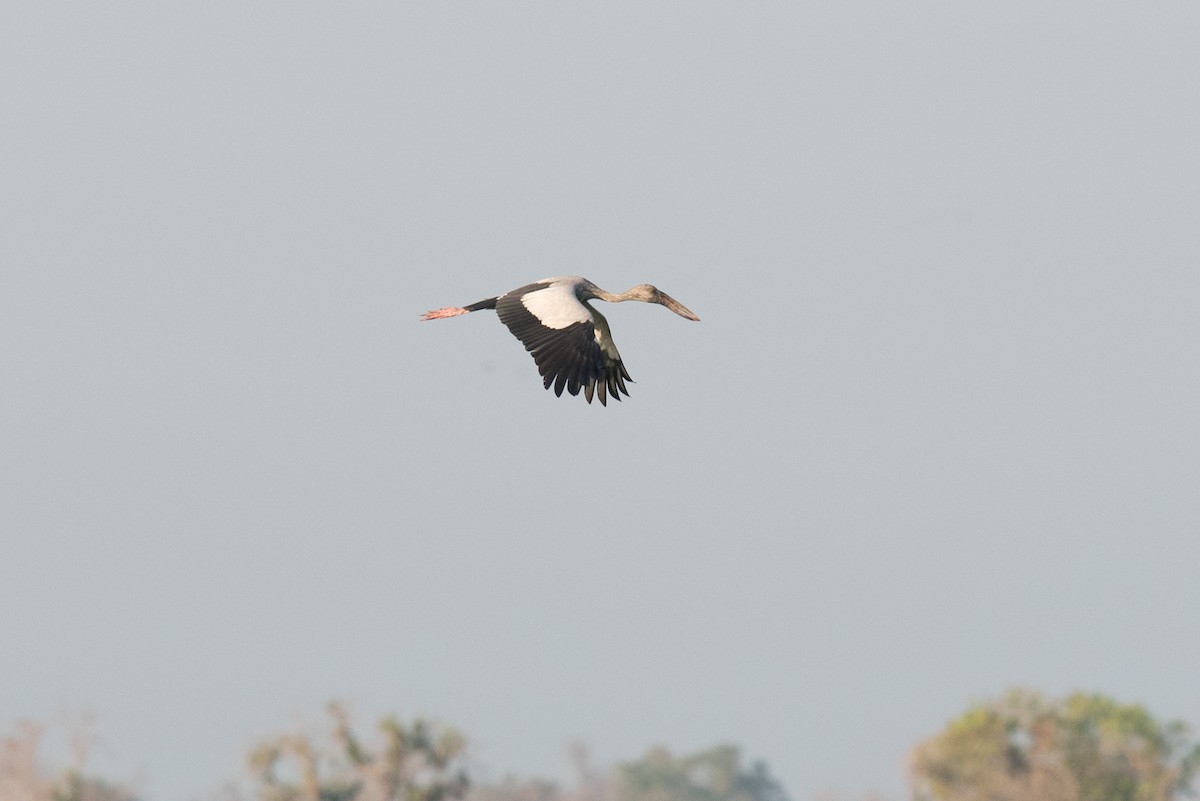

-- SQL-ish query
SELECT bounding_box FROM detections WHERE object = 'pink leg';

[420,306,469,320]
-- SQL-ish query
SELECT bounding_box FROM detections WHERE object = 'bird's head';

[632,284,701,321]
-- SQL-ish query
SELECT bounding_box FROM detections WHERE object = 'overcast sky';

[3,3,1199,800]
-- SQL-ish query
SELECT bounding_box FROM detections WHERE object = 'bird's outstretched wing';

[495,281,632,405]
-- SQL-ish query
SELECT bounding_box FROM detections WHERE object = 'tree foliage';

[248,702,469,801]
[0,718,138,801]
[909,688,1200,801]
[468,743,787,801]
[614,745,788,801]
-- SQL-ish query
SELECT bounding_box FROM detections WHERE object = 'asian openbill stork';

[421,276,700,405]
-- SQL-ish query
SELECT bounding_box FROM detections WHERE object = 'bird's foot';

[420,307,469,320]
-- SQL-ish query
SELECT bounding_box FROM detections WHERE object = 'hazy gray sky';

[3,3,1198,799]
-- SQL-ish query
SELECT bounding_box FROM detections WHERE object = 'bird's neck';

[592,288,636,303]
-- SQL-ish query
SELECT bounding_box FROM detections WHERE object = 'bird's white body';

[513,278,593,330]
[421,275,699,405]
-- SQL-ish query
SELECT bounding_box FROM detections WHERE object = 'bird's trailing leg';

[420,306,470,320]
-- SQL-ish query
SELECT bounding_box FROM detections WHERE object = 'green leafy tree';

[248,702,469,801]
[614,745,788,801]
[0,718,138,801]
[909,688,1200,801]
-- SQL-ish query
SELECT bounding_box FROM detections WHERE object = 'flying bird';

[421,276,700,405]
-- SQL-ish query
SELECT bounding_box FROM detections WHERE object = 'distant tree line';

[909,689,1200,801]
[0,717,137,801]
[3,689,1197,801]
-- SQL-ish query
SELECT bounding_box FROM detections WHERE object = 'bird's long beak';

[658,292,700,321]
